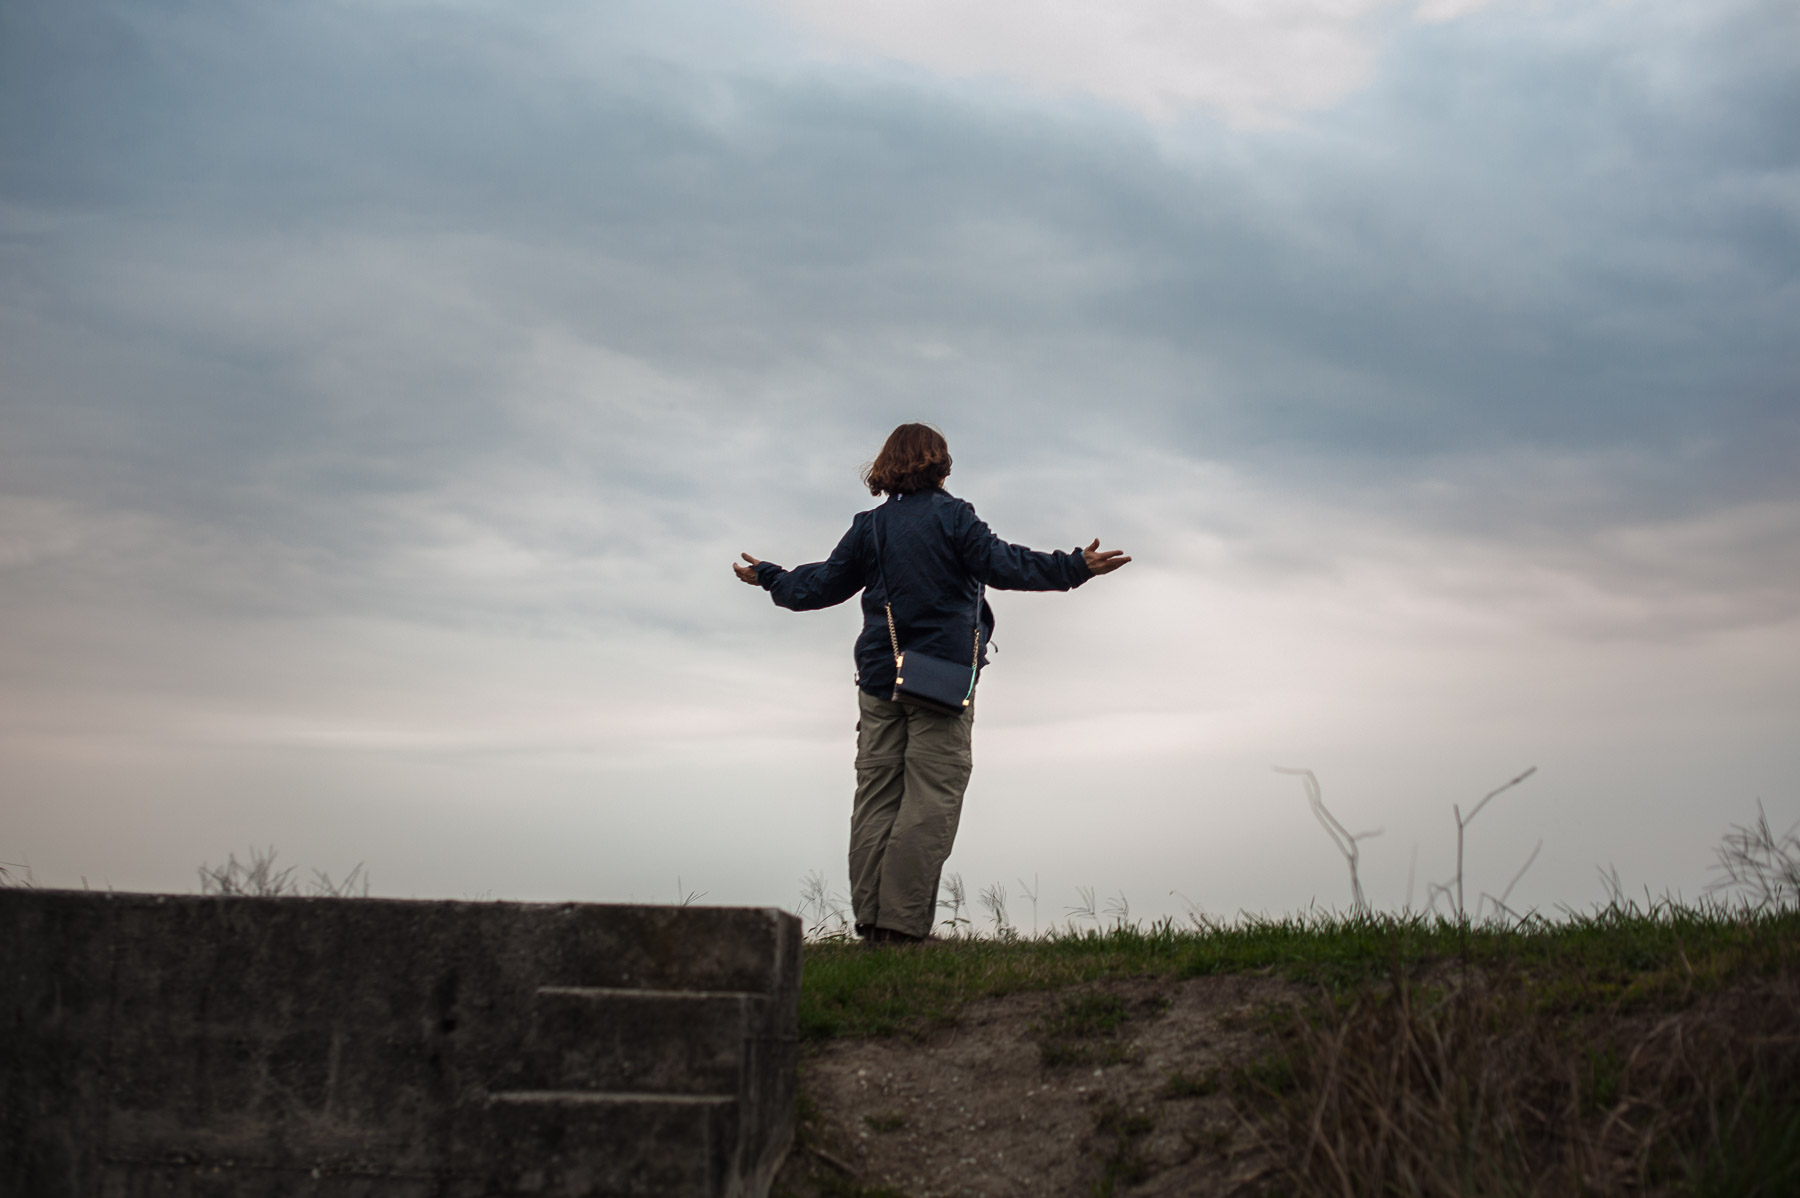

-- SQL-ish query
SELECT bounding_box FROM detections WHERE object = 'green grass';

[1035,991,1144,1068]
[1039,991,1131,1038]
[797,903,1800,1041]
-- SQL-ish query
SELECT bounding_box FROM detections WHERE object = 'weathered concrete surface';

[0,891,799,1197]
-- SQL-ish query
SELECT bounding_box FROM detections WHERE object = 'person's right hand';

[732,552,764,586]
[1082,539,1131,576]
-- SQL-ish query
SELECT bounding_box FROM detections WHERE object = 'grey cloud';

[2,0,1795,629]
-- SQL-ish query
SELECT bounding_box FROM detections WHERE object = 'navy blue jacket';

[754,487,1092,698]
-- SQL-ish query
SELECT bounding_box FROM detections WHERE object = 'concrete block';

[0,891,799,1198]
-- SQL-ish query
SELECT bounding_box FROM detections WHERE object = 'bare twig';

[1487,838,1543,921]
[1275,767,1383,914]
[1453,766,1537,923]
[1422,767,1538,923]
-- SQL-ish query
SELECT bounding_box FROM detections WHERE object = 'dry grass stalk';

[797,869,852,940]
[197,845,367,898]
[1707,800,1800,912]
[1242,961,1800,1197]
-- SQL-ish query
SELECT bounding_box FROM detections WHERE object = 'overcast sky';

[3,0,1796,925]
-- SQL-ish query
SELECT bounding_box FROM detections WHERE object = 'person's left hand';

[732,552,763,586]
[1081,539,1132,576]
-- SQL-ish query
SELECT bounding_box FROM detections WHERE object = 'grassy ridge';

[799,902,1800,1041]
[797,903,1800,1195]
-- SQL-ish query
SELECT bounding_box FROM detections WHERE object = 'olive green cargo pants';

[850,688,975,940]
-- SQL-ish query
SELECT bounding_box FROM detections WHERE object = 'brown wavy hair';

[863,423,952,496]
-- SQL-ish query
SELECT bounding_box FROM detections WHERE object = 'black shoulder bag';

[872,508,983,716]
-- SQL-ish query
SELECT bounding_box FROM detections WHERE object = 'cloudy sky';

[3,0,1796,924]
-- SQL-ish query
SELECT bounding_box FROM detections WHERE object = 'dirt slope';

[774,973,1305,1198]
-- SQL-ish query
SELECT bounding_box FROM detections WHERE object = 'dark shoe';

[865,926,926,946]
[857,923,899,950]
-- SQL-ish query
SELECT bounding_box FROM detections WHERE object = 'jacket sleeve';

[953,503,1092,591]
[754,519,868,611]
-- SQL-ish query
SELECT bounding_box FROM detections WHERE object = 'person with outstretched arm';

[733,423,1130,943]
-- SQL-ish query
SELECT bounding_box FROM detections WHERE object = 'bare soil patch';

[774,972,1307,1198]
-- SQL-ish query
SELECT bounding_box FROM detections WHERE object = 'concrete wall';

[1,891,799,1198]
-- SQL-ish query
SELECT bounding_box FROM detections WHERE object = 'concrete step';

[510,986,765,1095]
